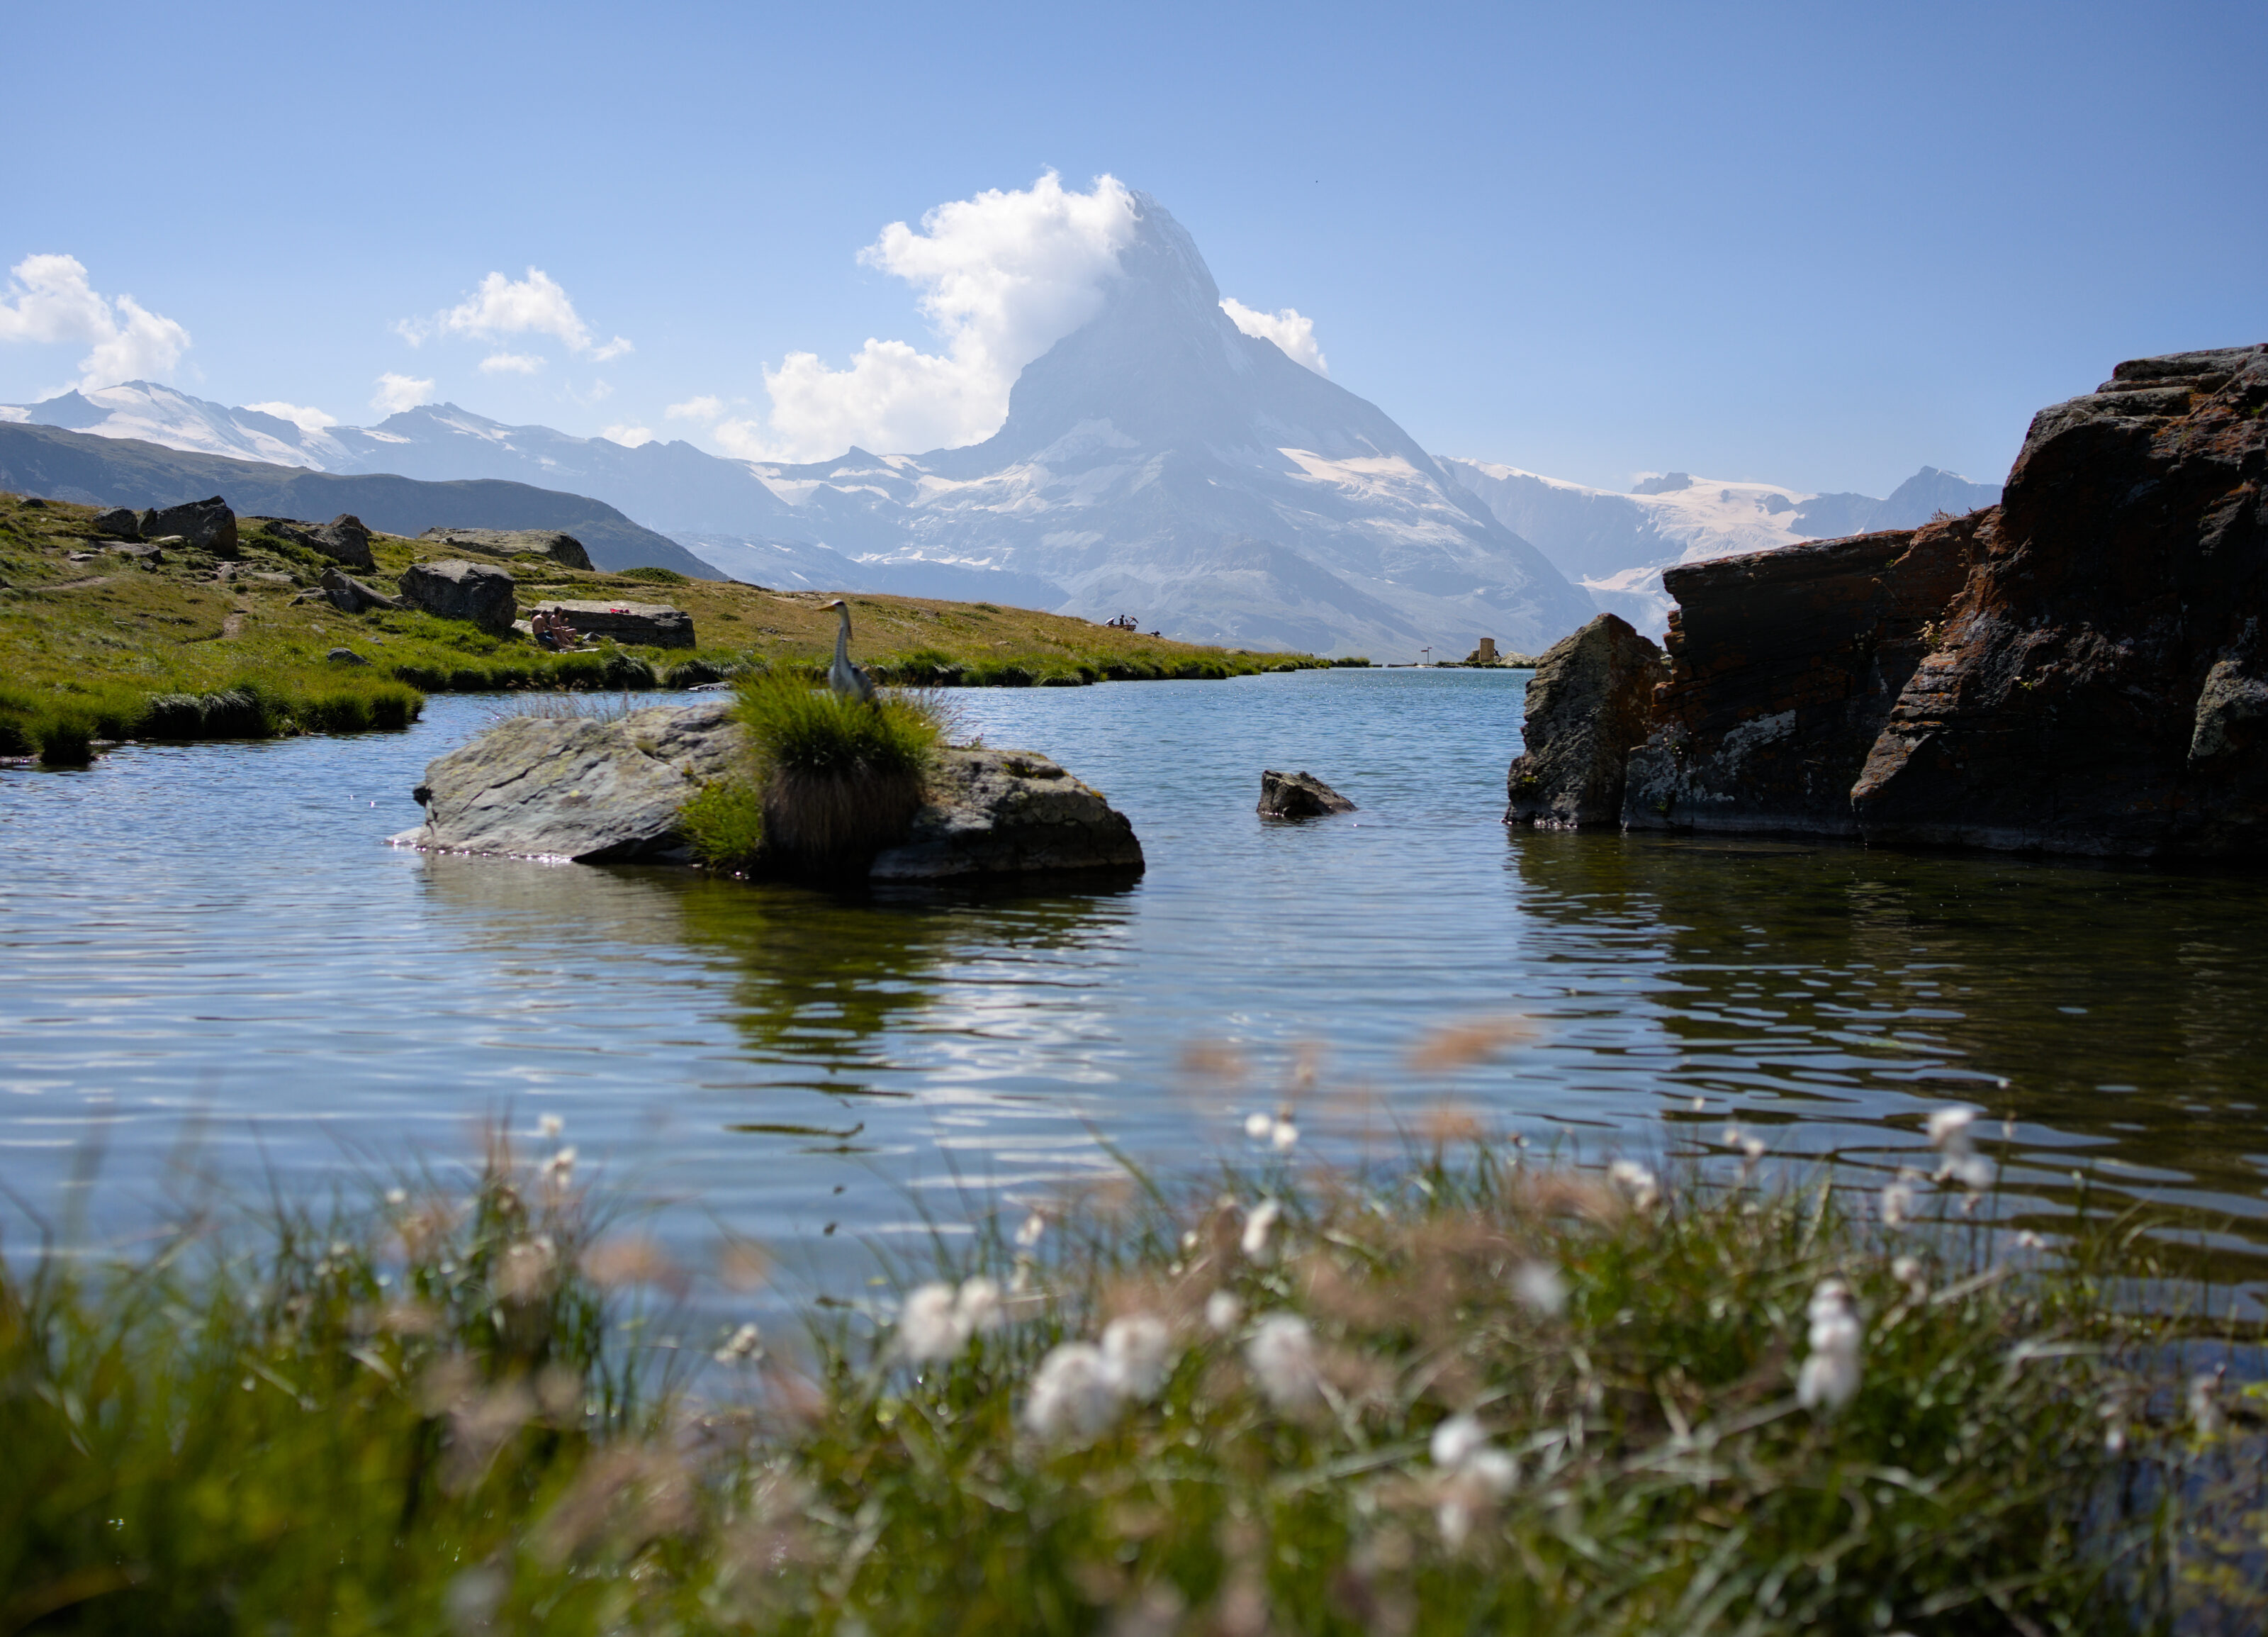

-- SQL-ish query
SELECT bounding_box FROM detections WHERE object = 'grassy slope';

[0,492,1346,754]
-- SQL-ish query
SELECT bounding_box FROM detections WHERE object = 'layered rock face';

[1508,345,2268,859]
[421,527,593,570]
[1851,346,2268,856]
[1622,520,1981,834]
[1506,613,1663,827]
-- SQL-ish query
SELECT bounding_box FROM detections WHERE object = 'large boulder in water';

[1258,769,1356,817]
[399,558,517,630]
[1505,613,1662,827]
[870,748,1145,879]
[392,708,1145,878]
[391,703,746,863]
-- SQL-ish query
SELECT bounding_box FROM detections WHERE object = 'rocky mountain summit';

[1508,345,2268,859]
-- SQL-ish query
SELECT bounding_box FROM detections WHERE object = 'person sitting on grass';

[532,608,580,651]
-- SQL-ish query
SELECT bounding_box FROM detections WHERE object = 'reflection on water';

[1,674,2264,1290]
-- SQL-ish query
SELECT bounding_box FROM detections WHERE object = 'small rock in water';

[1257,769,1357,818]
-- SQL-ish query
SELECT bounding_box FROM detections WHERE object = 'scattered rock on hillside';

[136,496,236,555]
[1505,613,1662,827]
[422,527,593,570]
[319,566,404,613]
[392,703,746,864]
[399,559,517,630]
[871,749,1146,878]
[309,513,376,569]
[533,599,694,649]
[90,506,140,538]
[327,647,369,665]
[1258,769,1357,818]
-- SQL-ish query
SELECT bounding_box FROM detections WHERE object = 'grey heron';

[826,598,877,703]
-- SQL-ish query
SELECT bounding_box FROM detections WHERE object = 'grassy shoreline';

[0,492,1354,764]
[7,1133,2262,1635]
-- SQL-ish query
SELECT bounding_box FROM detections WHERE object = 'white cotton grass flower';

[1243,1111,1273,1141]
[1926,1105,1997,1191]
[1244,1313,1323,1410]
[1205,1289,1245,1334]
[1270,1115,1299,1153]
[713,1321,763,1365]
[1023,1342,1123,1443]
[1013,1211,1047,1248]
[1241,1198,1282,1261]
[1511,1260,1568,1317]
[954,1276,1005,1337]
[2187,1370,2224,1438]
[1796,1278,1863,1413]
[1608,1159,1658,1211]
[1880,1174,1918,1228]
[897,1283,965,1363]
[1430,1413,1518,1548]
[539,1146,577,1183]
[1101,1313,1177,1400]
[1891,1254,1928,1299]
[384,1187,409,1207]
[537,1113,564,1139]
[1429,1412,1488,1470]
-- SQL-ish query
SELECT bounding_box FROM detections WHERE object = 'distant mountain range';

[1,193,2000,654]
[1437,460,2002,631]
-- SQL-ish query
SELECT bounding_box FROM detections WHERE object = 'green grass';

[4,1143,2261,1636]
[698,673,949,874]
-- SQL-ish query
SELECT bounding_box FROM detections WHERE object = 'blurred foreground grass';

[4,1134,2263,1636]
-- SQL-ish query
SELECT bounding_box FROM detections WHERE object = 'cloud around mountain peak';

[707,172,1141,463]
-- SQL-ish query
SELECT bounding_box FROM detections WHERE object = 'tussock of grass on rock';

[6,1136,2263,1636]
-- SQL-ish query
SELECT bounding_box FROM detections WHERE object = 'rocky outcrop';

[392,703,746,864]
[1509,345,2268,859]
[392,709,1145,878]
[421,527,593,571]
[532,599,694,649]
[399,558,517,630]
[1849,345,2268,856]
[320,566,403,613]
[1622,520,1980,834]
[90,506,139,538]
[1257,769,1357,817]
[1505,613,1662,827]
[871,749,1145,878]
[307,514,376,569]
[137,496,236,554]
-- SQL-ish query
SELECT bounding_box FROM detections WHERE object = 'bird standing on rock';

[826,598,877,703]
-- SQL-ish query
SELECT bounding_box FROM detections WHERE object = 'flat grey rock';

[391,703,745,863]
[870,747,1145,879]
[400,558,517,630]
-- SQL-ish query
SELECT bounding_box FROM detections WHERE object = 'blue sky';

[4,0,2262,494]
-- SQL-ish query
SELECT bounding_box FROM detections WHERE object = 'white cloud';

[724,172,1138,462]
[399,267,631,367]
[666,394,726,421]
[600,423,655,447]
[1221,298,1327,375]
[0,253,192,389]
[245,400,337,431]
[478,352,545,374]
[372,373,435,415]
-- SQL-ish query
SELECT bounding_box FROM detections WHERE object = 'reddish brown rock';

[1621,518,1981,834]
[1506,613,1662,827]
[1852,345,2268,856]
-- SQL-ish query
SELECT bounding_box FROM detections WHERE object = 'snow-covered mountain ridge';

[1437,459,2001,632]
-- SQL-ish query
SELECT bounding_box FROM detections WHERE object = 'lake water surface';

[5,669,2266,1295]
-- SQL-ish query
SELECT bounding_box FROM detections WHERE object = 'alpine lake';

[6,666,2266,1315]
